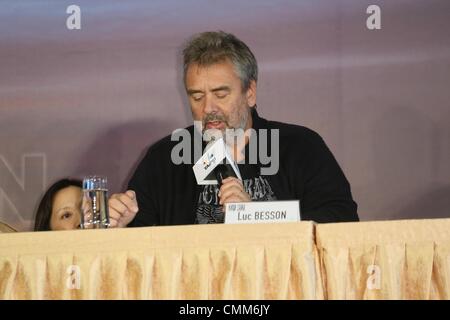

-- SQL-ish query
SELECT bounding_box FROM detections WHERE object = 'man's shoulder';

[264,118,324,147]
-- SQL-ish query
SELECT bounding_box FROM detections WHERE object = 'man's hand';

[108,190,139,228]
[218,177,251,205]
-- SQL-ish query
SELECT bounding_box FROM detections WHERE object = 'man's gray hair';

[182,31,258,91]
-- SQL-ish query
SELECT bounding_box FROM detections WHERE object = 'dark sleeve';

[298,132,359,223]
[127,146,161,227]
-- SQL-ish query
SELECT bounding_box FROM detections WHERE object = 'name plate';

[224,200,300,224]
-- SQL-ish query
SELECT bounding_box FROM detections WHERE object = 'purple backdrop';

[1,0,449,231]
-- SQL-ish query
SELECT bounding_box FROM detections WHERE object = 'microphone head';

[194,135,242,186]
[203,128,223,147]
[204,138,216,153]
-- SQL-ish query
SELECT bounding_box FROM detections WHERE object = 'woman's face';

[50,186,82,231]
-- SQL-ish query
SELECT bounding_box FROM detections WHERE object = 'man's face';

[185,60,256,134]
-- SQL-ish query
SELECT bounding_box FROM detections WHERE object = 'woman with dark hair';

[34,178,83,231]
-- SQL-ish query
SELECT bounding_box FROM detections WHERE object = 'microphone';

[214,163,237,187]
[204,138,239,187]
[193,137,242,186]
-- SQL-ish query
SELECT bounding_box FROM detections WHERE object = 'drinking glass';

[81,176,110,229]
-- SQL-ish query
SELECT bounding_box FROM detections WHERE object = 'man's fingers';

[108,209,121,228]
[118,193,138,212]
[221,177,242,186]
[224,196,243,203]
[219,185,243,203]
[220,194,249,205]
[108,192,139,228]
[104,191,139,228]
[110,192,139,213]
[219,186,250,205]
[108,197,129,216]
[125,190,136,200]
[109,218,118,228]
[218,178,248,205]
[109,208,122,221]
[219,179,244,196]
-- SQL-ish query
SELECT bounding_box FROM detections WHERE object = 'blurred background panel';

[1,0,449,231]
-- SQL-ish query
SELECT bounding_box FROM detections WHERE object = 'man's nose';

[202,94,219,114]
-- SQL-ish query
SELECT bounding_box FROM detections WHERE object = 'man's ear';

[246,80,257,107]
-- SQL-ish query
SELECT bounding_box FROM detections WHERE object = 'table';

[0,222,319,299]
[316,218,450,299]
[1,218,449,299]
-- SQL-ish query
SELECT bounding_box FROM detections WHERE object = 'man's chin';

[203,127,225,142]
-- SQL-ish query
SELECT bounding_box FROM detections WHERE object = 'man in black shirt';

[108,31,358,227]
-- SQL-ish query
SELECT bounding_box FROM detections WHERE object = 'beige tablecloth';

[0,222,321,299]
[1,218,449,300]
[316,219,450,299]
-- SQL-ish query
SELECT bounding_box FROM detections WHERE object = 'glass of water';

[81,176,110,229]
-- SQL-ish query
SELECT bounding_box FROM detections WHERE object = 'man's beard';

[202,113,229,131]
[202,107,249,134]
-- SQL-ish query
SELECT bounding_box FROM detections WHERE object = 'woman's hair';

[34,178,82,231]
